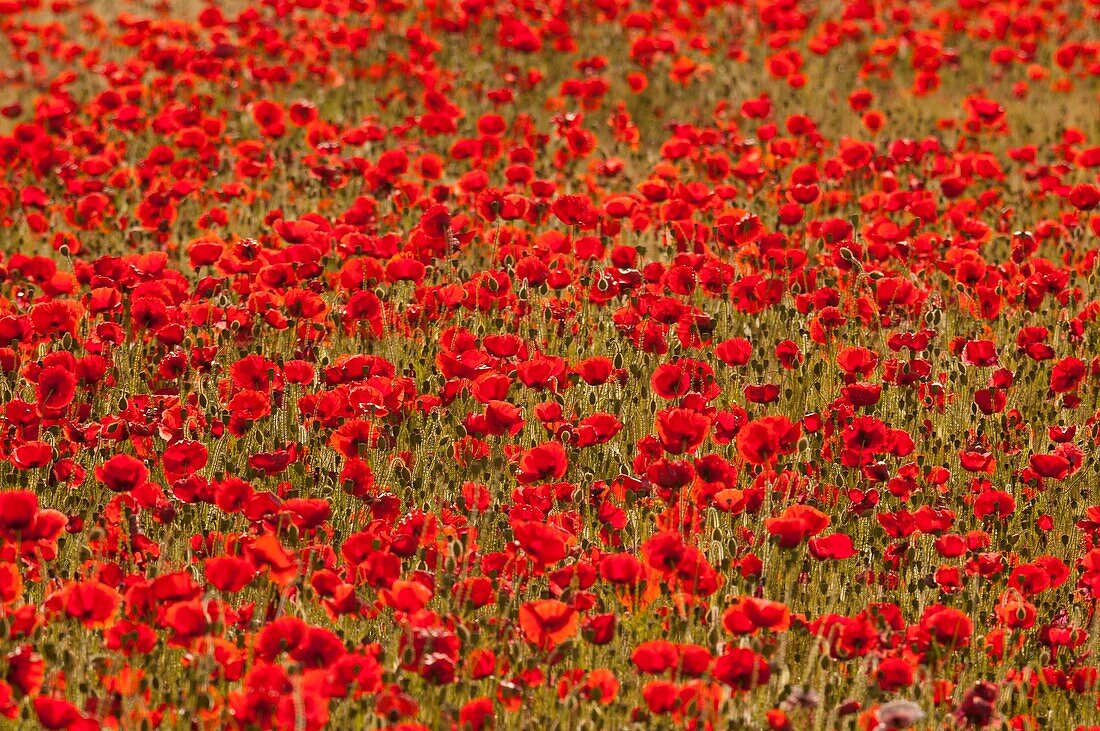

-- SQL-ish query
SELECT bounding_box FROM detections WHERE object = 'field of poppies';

[0,0,1099,728]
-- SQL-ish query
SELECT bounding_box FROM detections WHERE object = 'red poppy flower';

[63,580,121,627]
[34,697,96,731]
[765,505,830,547]
[655,408,711,455]
[808,533,857,560]
[205,556,257,593]
[715,337,753,366]
[920,605,973,648]
[517,442,569,484]
[876,658,915,691]
[95,454,148,493]
[1050,357,1086,393]
[0,490,38,532]
[513,520,573,566]
[35,366,77,411]
[737,416,801,465]
[162,440,209,478]
[519,600,578,648]
[712,647,771,691]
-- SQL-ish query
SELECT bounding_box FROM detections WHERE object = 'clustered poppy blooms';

[0,0,1098,729]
